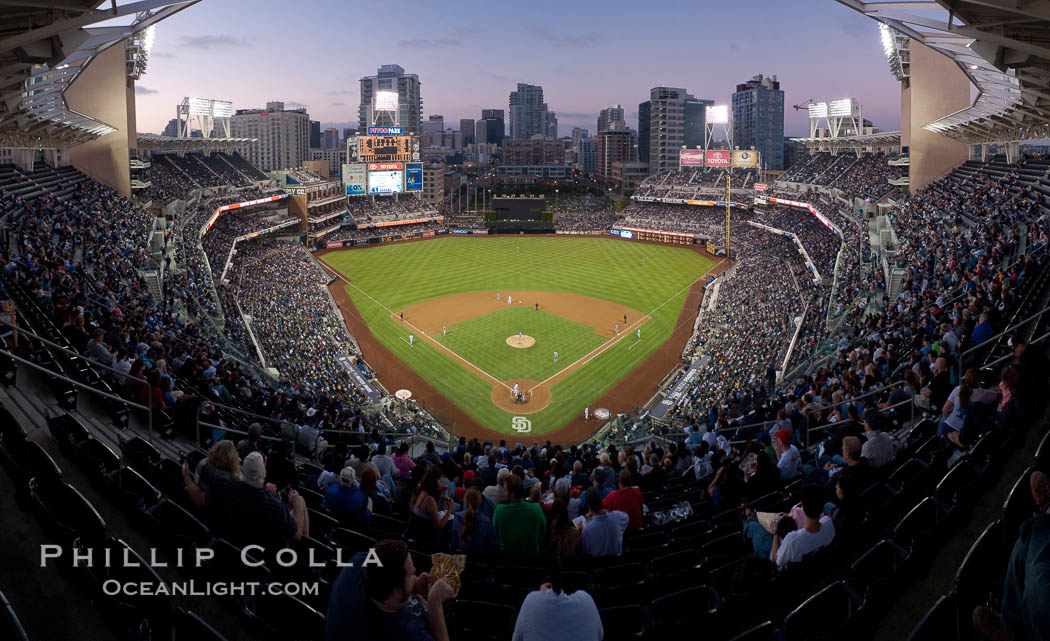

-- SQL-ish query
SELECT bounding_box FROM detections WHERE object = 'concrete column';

[904,40,971,193]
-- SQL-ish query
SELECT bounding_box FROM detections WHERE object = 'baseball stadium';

[1,2,1050,641]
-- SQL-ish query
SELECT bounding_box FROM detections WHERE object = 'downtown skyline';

[132,0,905,139]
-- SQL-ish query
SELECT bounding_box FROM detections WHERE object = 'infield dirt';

[321,243,730,444]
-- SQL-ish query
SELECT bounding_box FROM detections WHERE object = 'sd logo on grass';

[511,416,532,433]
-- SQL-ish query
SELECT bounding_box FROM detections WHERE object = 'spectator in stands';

[511,561,603,641]
[602,468,645,531]
[923,357,953,412]
[971,313,994,345]
[860,410,896,468]
[324,467,372,527]
[822,404,863,465]
[182,451,306,552]
[371,443,398,480]
[493,473,545,557]
[191,439,241,492]
[545,495,581,560]
[579,486,630,557]
[393,443,416,478]
[708,457,744,508]
[359,465,391,514]
[485,467,511,506]
[771,484,835,568]
[450,487,497,553]
[405,465,452,542]
[773,428,802,480]
[85,329,115,365]
[325,538,454,641]
[236,423,263,459]
[972,471,1050,641]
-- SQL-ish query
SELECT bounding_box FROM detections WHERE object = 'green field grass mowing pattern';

[433,307,607,382]
[323,236,715,435]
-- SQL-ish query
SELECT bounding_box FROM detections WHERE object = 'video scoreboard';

[358,135,412,163]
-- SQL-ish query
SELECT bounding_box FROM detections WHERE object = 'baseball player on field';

[554,351,558,363]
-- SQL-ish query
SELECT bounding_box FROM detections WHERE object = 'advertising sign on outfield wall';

[680,149,704,167]
[326,241,343,249]
[705,150,731,167]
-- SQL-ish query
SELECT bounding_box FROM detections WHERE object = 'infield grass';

[322,236,715,436]
[434,307,607,382]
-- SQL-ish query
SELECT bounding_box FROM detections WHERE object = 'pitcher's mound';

[491,380,552,414]
[506,334,536,349]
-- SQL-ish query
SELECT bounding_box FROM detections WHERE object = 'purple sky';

[133,0,903,138]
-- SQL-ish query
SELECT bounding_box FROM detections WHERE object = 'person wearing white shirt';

[772,485,836,569]
[512,581,603,641]
[773,429,801,480]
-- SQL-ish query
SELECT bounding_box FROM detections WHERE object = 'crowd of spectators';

[315,221,443,244]
[551,194,621,231]
[346,195,437,225]
[826,153,898,201]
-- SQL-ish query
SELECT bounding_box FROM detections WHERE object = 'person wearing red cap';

[773,428,801,480]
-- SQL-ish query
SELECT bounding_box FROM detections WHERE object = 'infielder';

[554,351,558,363]
[615,323,619,334]
[624,313,627,324]
[508,295,512,305]
[442,325,447,336]
[585,407,589,420]
[637,328,641,339]
[409,334,414,346]
[519,329,523,343]
[497,291,501,301]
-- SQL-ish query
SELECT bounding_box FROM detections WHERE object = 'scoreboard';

[358,135,412,163]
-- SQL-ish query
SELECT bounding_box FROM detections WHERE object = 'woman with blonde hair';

[192,439,241,493]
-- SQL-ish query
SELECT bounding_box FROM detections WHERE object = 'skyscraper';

[596,129,637,181]
[684,97,714,150]
[322,127,339,149]
[459,118,474,146]
[481,109,505,146]
[646,87,690,173]
[597,105,625,134]
[508,83,548,140]
[358,64,422,136]
[637,101,650,162]
[732,74,784,170]
[544,111,558,140]
[309,120,321,148]
[231,101,310,171]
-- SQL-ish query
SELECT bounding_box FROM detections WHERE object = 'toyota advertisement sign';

[705,150,731,167]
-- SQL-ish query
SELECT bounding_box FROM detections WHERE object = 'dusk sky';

[133,0,905,138]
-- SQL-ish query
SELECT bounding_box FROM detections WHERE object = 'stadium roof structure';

[838,0,1050,144]
[791,130,902,151]
[137,133,257,152]
[0,0,200,148]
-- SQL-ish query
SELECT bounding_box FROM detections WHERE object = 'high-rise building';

[480,109,505,146]
[358,64,422,136]
[459,118,474,146]
[732,74,784,170]
[596,129,637,180]
[684,97,714,150]
[597,105,625,134]
[571,127,588,149]
[231,101,310,171]
[544,111,558,140]
[576,137,597,174]
[501,139,564,165]
[508,83,548,140]
[162,118,179,137]
[637,101,650,162]
[646,87,691,173]
[309,120,321,148]
[322,127,339,149]
[421,115,444,147]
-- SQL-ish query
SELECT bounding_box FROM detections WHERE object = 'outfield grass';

[322,236,715,435]
[433,307,607,382]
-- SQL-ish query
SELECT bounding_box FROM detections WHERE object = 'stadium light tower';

[704,105,730,153]
[806,98,863,140]
[371,90,400,128]
[176,97,233,138]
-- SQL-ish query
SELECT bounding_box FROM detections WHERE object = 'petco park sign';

[367,127,403,135]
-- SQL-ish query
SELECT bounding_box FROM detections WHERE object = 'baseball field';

[320,236,718,440]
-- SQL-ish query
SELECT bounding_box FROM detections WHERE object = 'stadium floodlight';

[828,98,854,117]
[375,90,398,111]
[879,23,895,58]
[808,102,829,119]
[706,105,729,124]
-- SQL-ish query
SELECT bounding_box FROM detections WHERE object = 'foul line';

[526,314,649,393]
[627,339,641,350]
[320,261,511,391]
